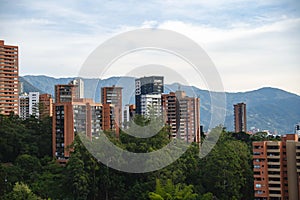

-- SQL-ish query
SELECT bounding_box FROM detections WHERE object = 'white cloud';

[107,19,300,94]
[1,0,299,95]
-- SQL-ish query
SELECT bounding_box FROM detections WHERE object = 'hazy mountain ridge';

[21,75,300,134]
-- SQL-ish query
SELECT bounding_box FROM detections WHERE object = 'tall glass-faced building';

[135,76,164,115]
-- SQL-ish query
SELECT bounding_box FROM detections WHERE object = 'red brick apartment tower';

[55,84,76,103]
[234,102,247,133]
[0,40,19,115]
[253,134,300,199]
[53,97,100,164]
[101,86,122,137]
[53,84,81,163]
[39,93,53,118]
[161,90,200,143]
[162,92,177,137]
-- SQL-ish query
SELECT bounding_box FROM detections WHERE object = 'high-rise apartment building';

[39,93,53,118]
[55,84,76,103]
[162,92,177,135]
[140,94,162,116]
[162,90,200,143]
[53,83,117,163]
[0,40,19,115]
[101,85,122,135]
[19,92,39,119]
[123,104,135,128]
[101,85,122,109]
[253,134,300,199]
[69,78,84,99]
[53,99,95,162]
[52,99,116,163]
[101,85,122,105]
[19,94,29,120]
[234,102,247,133]
[135,76,163,115]
[101,103,117,132]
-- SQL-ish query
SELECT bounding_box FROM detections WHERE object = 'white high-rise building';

[70,78,84,99]
[123,104,131,127]
[140,94,161,117]
[19,92,39,119]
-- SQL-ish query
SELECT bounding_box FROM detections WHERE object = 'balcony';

[267,162,280,165]
[268,168,280,172]
[267,142,280,146]
[267,155,280,159]
[268,187,281,191]
[269,180,281,184]
[269,193,282,198]
[267,149,280,153]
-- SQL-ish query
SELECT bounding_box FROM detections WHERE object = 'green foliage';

[149,179,197,200]
[0,115,52,162]
[3,182,42,200]
[66,148,90,200]
[14,154,42,184]
[201,136,253,199]
[31,159,66,199]
[250,131,281,141]
[200,192,213,200]
[0,113,256,199]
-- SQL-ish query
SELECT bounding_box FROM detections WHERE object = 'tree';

[201,139,253,199]
[31,159,66,199]
[66,150,90,200]
[148,179,197,200]
[3,182,41,200]
[14,154,41,184]
[200,192,214,200]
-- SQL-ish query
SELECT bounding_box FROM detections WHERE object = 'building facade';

[19,94,29,120]
[123,104,136,128]
[53,84,118,163]
[19,92,39,119]
[69,78,84,99]
[135,76,163,115]
[234,102,247,133]
[52,99,116,163]
[253,134,300,199]
[0,40,19,115]
[162,90,200,143]
[101,85,122,135]
[39,93,53,118]
[55,84,76,103]
[140,94,162,117]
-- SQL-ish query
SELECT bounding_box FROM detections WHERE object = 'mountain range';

[20,75,300,134]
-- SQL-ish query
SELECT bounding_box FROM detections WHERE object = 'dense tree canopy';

[0,114,259,199]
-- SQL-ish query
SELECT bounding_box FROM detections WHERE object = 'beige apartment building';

[0,40,19,115]
[253,134,300,200]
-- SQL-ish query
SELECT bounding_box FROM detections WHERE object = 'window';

[255,184,262,188]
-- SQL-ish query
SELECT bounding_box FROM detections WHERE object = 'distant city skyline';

[1,0,300,95]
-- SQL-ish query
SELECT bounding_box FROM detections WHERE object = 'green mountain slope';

[21,75,300,134]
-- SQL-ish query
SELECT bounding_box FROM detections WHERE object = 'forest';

[0,114,278,199]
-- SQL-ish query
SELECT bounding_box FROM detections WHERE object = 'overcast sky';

[1,0,299,94]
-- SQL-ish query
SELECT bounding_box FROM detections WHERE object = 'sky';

[0,0,300,95]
